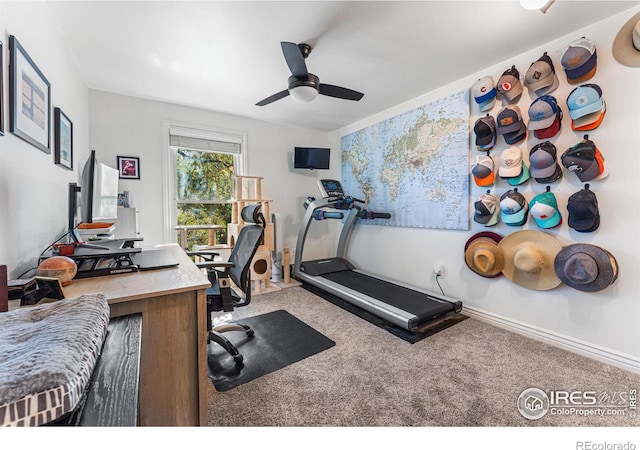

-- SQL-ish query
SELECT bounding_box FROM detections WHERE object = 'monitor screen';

[294,147,330,170]
[80,150,119,223]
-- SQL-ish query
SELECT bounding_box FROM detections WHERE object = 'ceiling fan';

[255,42,364,106]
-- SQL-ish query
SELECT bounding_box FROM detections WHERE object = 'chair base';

[209,323,254,366]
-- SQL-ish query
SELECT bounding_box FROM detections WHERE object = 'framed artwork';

[117,156,140,179]
[54,107,73,170]
[9,35,51,153]
[0,40,4,136]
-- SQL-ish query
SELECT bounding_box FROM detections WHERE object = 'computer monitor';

[68,150,119,241]
[80,150,119,224]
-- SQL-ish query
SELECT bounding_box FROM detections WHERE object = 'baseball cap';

[473,192,500,227]
[561,135,608,182]
[499,146,524,178]
[524,52,559,97]
[500,188,528,226]
[529,141,563,183]
[471,154,495,187]
[527,95,560,130]
[472,76,498,112]
[497,65,523,104]
[529,187,562,229]
[561,37,597,84]
[507,161,530,186]
[567,184,600,232]
[567,84,604,120]
[571,99,606,131]
[497,105,527,144]
[474,114,497,150]
[534,103,563,140]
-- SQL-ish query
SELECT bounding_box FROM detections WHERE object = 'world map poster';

[341,89,469,230]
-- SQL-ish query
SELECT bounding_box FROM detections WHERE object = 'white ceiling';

[46,1,638,132]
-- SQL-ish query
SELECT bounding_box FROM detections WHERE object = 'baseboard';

[462,305,640,375]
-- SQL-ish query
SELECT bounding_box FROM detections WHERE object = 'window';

[162,122,247,249]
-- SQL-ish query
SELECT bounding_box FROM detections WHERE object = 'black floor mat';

[208,309,336,392]
[301,283,468,344]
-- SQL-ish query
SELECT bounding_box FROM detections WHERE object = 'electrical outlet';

[433,264,443,277]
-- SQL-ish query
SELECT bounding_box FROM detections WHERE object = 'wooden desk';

[62,243,210,426]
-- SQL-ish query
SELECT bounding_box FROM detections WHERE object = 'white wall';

[329,7,640,370]
[88,90,332,258]
[0,2,89,278]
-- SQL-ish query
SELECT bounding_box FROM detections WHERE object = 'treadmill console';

[317,179,345,198]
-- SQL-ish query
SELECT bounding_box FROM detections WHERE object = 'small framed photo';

[54,107,73,170]
[9,35,51,153]
[117,156,140,179]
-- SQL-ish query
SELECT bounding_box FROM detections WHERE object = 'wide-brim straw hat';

[464,232,504,278]
[613,11,640,68]
[497,230,562,290]
[554,243,619,292]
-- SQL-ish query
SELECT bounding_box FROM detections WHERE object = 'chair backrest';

[226,204,265,295]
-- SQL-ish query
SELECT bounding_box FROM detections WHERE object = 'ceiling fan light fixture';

[289,85,319,103]
[520,0,555,13]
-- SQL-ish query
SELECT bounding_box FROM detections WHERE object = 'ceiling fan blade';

[281,42,308,78]
[255,89,290,106]
[319,84,364,101]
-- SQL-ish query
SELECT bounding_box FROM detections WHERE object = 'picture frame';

[0,40,4,136]
[9,35,51,153]
[117,156,140,179]
[54,107,73,170]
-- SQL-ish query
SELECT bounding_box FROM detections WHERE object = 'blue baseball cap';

[500,189,528,226]
[561,37,597,83]
[530,189,562,229]
[567,84,603,120]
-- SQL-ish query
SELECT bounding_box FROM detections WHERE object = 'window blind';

[169,126,242,154]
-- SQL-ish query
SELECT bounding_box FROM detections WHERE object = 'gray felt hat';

[554,244,618,292]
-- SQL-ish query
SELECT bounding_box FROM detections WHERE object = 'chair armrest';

[195,261,234,269]
[187,250,220,259]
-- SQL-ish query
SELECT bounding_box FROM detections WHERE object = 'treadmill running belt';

[321,270,455,319]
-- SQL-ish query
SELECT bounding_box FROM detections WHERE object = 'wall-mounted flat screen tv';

[294,147,330,170]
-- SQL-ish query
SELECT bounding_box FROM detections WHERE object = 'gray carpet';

[207,286,640,427]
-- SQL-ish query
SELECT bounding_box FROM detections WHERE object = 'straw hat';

[613,11,640,68]
[554,244,619,292]
[464,232,505,278]
[497,230,562,290]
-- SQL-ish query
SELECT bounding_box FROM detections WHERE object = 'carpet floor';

[207,286,640,427]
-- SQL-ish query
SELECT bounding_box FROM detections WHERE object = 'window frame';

[161,120,248,244]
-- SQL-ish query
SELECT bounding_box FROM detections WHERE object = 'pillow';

[0,294,110,426]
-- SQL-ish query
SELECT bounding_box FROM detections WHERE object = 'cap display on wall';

[500,188,528,226]
[499,146,524,178]
[464,232,505,278]
[472,76,498,111]
[471,154,496,187]
[497,66,523,104]
[567,184,600,232]
[554,244,618,292]
[561,135,608,182]
[567,84,604,121]
[529,187,562,229]
[529,141,563,183]
[496,105,527,145]
[473,191,500,227]
[612,11,640,68]
[571,99,606,131]
[524,52,559,97]
[527,95,562,137]
[561,37,597,84]
[474,114,497,151]
[498,230,563,291]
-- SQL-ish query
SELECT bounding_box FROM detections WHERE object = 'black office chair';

[189,203,265,366]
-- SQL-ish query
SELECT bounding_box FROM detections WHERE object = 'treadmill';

[294,179,462,333]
